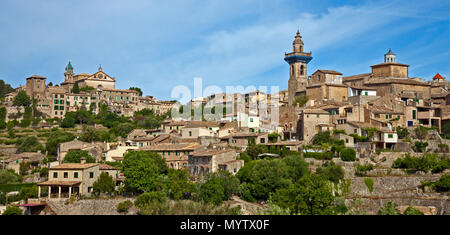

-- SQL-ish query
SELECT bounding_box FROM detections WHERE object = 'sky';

[0,0,449,101]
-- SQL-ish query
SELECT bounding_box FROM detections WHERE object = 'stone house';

[58,139,106,163]
[298,108,330,144]
[220,132,269,150]
[188,148,240,176]
[141,143,201,169]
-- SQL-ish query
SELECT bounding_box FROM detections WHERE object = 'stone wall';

[46,198,137,215]
[346,175,448,215]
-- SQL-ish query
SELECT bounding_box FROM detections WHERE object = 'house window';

[53,172,58,178]
[250,118,253,122]
[354,129,357,134]
[64,172,68,178]
[388,134,393,138]
[365,92,368,96]
[189,131,192,137]
[74,172,78,178]
[412,110,417,119]
[260,138,265,144]
[89,172,94,178]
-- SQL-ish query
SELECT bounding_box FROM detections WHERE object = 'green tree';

[122,151,168,193]
[129,87,143,96]
[63,150,96,163]
[2,206,23,215]
[237,159,290,201]
[134,191,167,215]
[340,148,356,161]
[199,171,240,205]
[293,95,309,107]
[0,169,22,184]
[434,174,450,192]
[117,200,133,214]
[396,126,409,139]
[80,126,98,143]
[114,123,135,138]
[316,161,344,183]
[13,90,31,107]
[60,115,75,128]
[271,174,337,215]
[45,130,76,156]
[19,162,30,176]
[18,185,38,202]
[71,83,80,94]
[281,155,309,183]
[415,126,428,140]
[163,169,195,200]
[0,79,14,99]
[16,136,44,153]
[93,172,116,195]
[414,141,428,153]
[377,201,400,215]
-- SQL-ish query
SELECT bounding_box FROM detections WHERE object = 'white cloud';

[133,1,434,99]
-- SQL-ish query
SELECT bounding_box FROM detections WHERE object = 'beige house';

[181,122,221,139]
[37,163,118,199]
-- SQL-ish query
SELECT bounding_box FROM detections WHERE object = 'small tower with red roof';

[433,73,445,82]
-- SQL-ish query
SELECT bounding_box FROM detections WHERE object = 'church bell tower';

[285,29,313,106]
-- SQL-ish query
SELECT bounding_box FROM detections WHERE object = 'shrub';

[312,131,332,145]
[393,154,448,174]
[403,206,424,215]
[93,172,116,195]
[117,200,133,214]
[355,164,373,177]
[438,143,449,153]
[396,126,409,139]
[2,206,23,215]
[303,151,333,160]
[434,174,450,192]
[333,129,346,135]
[134,191,167,214]
[340,148,356,161]
[63,150,96,163]
[414,126,428,140]
[414,141,428,153]
[377,201,400,215]
[316,161,344,184]
[199,171,240,205]
[364,178,374,193]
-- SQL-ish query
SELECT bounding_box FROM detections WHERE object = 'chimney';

[80,158,86,164]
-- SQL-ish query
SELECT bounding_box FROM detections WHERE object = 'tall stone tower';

[64,61,74,82]
[285,30,313,106]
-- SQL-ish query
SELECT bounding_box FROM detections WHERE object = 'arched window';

[300,65,305,75]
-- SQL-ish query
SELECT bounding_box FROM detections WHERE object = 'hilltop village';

[0,30,448,215]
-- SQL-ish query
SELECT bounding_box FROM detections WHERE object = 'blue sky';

[0,0,449,100]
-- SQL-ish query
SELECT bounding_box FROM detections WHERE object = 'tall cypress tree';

[72,83,80,94]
